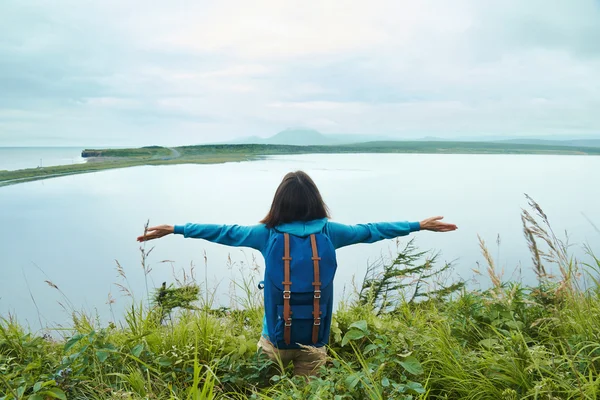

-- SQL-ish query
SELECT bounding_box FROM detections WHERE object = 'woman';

[137,170,457,376]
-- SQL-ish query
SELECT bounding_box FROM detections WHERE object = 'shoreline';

[2,141,600,187]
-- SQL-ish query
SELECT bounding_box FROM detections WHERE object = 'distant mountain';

[327,133,392,143]
[265,128,340,145]
[234,128,391,146]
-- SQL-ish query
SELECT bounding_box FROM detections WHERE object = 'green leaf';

[392,382,405,392]
[24,361,41,372]
[33,381,42,393]
[157,356,172,366]
[478,338,498,349]
[131,343,144,358]
[381,377,390,387]
[237,342,247,356]
[96,350,110,363]
[43,388,67,400]
[349,320,368,333]
[345,373,361,390]
[399,356,423,375]
[41,380,57,389]
[64,334,84,352]
[28,395,44,400]
[363,343,378,354]
[341,329,365,346]
[104,343,117,351]
[505,320,524,330]
[406,381,426,394]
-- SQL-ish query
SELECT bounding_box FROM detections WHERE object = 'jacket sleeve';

[173,223,270,252]
[326,221,421,249]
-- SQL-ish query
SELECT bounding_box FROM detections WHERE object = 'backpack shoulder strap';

[282,233,292,345]
[310,234,322,344]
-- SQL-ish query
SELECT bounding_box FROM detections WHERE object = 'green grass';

[0,154,252,187]
[2,198,599,399]
[2,141,600,188]
[81,146,174,158]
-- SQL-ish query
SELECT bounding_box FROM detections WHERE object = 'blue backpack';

[262,232,337,349]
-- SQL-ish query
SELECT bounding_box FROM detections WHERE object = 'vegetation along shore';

[2,141,600,187]
[1,198,600,399]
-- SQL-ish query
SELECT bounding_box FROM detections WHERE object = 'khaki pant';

[257,336,327,377]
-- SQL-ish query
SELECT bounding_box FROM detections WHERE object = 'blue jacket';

[174,218,420,251]
[174,218,421,337]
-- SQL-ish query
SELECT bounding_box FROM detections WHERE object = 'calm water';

[1,154,599,330]
[0,147,86,171]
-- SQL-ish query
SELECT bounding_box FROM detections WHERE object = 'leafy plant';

[358,238,464,315]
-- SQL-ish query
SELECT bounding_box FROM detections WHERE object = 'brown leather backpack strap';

[310,234,322,344]
[282,233,292,345]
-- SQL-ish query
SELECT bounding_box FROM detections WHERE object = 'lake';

[0,147,86,171]
[1,153,599,330]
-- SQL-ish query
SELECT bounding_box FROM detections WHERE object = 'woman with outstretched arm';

[137,170,457,376]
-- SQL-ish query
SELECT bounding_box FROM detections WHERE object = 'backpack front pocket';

[274,304,328,347]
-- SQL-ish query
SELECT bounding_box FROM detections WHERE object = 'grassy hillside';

[81,146,173,158]
[0,152,250,187]
[2,199,599,399]
[150,141,600,156]
[496,138,600,148]
[107,141,600,158]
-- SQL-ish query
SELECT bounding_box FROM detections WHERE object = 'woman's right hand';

[419,216,457,232]
[137,225,174,242]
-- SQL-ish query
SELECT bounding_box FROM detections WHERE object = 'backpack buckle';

[285,318,292,327]
[282,290,291,300]
[314,290,321,299]
[313,318,321,326]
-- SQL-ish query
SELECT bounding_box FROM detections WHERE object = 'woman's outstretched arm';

[136,223,270,252]
[327,216,457,249]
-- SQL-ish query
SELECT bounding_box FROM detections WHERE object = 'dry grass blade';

[115,260,126,279]
[521,194,581,295]
[525,193,549,224]
[44,280,59,290]
[522,215,545,281]
[581,212,600,235]
[114,283,132,297]
[478,235,502,293]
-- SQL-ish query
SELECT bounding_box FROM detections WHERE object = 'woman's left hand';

[419,216,457,232]
[137,225,174,242]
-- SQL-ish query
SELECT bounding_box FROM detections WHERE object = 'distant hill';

[493,138,600,148]
[232,129,600,148]
[430,135,600,148]
[234,128,391,146]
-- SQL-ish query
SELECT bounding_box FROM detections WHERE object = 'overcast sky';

[1,0,600,146]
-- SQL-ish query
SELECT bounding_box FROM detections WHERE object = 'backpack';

[262,232,337,349]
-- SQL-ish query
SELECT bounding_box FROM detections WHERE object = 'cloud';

[1,0,599,146]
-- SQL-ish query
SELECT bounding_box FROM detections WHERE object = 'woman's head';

[261,171,330,228]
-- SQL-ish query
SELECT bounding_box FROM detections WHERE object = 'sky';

[1,0,600,146]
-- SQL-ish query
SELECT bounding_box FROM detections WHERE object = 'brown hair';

[261,171,330,228]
